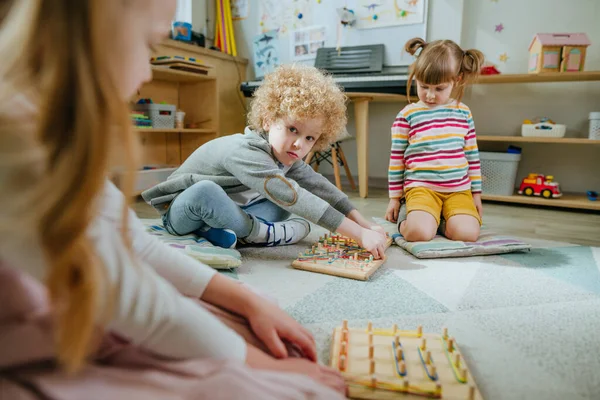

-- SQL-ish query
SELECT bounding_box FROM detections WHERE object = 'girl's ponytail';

[405,37,427,56]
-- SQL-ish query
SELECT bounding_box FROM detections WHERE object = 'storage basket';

[133,103,176,129]
[521,123,566,138]
[589,112,600,140]
[480,152,521,196]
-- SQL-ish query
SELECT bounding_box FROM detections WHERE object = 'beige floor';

[133,187,600,247]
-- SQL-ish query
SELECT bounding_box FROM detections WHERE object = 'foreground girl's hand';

[246,344,347,396]
[247,297,317,361]
[274,358,348,395]
[385,198,401,222]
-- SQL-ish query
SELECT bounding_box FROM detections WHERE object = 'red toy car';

[518,173,562,198]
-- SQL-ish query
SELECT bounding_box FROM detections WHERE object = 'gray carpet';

[229,223,600,400]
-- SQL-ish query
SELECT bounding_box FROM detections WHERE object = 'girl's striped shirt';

[388,101,482,199]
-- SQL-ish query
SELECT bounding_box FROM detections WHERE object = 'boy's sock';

[240,216,310,247]
[197,226,238,249]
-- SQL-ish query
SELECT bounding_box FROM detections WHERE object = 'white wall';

[322,0,600,194]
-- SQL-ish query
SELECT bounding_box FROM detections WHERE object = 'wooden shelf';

[136,128,216,134]
[477,135,600,144]
[151,65,216,83]
[346,92,419,102]
[482,192,600,211]
[476,70,600,84]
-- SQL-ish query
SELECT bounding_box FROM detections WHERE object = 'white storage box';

[133,103,177,129]
[521,123,566,138]
[480,152,521,196]
[135,167,177,194]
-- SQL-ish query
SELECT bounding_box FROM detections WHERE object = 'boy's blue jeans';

[162,180,291,237]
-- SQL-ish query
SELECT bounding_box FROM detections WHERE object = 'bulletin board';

[253,0,429,68]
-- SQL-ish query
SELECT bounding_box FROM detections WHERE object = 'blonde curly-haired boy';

[143,64,388,258]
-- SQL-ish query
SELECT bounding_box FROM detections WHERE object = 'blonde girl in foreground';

[0,0,346,398]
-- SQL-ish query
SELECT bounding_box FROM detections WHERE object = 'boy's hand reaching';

[359,227,388,260]
[385,198,401,223]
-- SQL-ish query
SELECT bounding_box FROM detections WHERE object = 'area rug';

[225,223,600,400]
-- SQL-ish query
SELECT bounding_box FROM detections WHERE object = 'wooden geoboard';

[329,321,483,400]
[291,233,393,280]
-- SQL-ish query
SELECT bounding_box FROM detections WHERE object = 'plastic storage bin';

[134,166,177,194]
[480,151,521,196]
[133,103,176,129]
[589,112,600,140]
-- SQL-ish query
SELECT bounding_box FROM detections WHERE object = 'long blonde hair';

[404,37,485,104]
[0,0,138,373]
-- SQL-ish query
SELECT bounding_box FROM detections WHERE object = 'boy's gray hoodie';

[141,127,355,232]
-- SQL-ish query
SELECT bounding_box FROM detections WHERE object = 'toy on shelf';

[329,320,483,400]
[587,191,598,201]
[480,64,500,75]
[518,173,562,199]
[522,117,565,138]
[291,233,392,281]
[528,33,591,74]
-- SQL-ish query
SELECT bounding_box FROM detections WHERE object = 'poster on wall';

[231,0,249,20]
[290,26,326,61]
[355,0,425,29]
[253,29,280,78]
[259,0,313,35]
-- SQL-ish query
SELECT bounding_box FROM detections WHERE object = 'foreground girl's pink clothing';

[0,266,344,400]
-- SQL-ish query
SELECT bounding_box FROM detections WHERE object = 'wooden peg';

[442,327,448,338]
[421,338,427,350]
[417,325,423,336]
[400,361,406,374]
[435,382,442,394]
[369,359,375,374]
[339,355,346,371]
[367,321,372,332]
[369,345,374,359]
[462,368,468,382]
[468,385,475,400]
[455,353,461,367]
[425,350,432,364]
[341,341,347,355]
[403,378,409,389]
[368,332,373,346]
[342,320,348,330]
[342,329,348,342]
[448,337,455,352]
[370,375,377,387]
[392,323,398,334]
[430,365,437,378]
[396,347,403,361]
[394,335,400,348]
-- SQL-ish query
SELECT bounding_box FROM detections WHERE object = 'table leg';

[354,98,370,198]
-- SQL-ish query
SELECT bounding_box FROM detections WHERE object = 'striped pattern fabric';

[388,102,482,199]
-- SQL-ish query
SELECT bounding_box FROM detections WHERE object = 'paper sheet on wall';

[259,0,313,35]
[355,0,424,29]
[290,26,326,61]
[253,30,280,78]
[231,0,248,20]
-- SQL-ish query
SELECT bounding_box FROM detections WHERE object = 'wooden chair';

[305,140,356,191]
